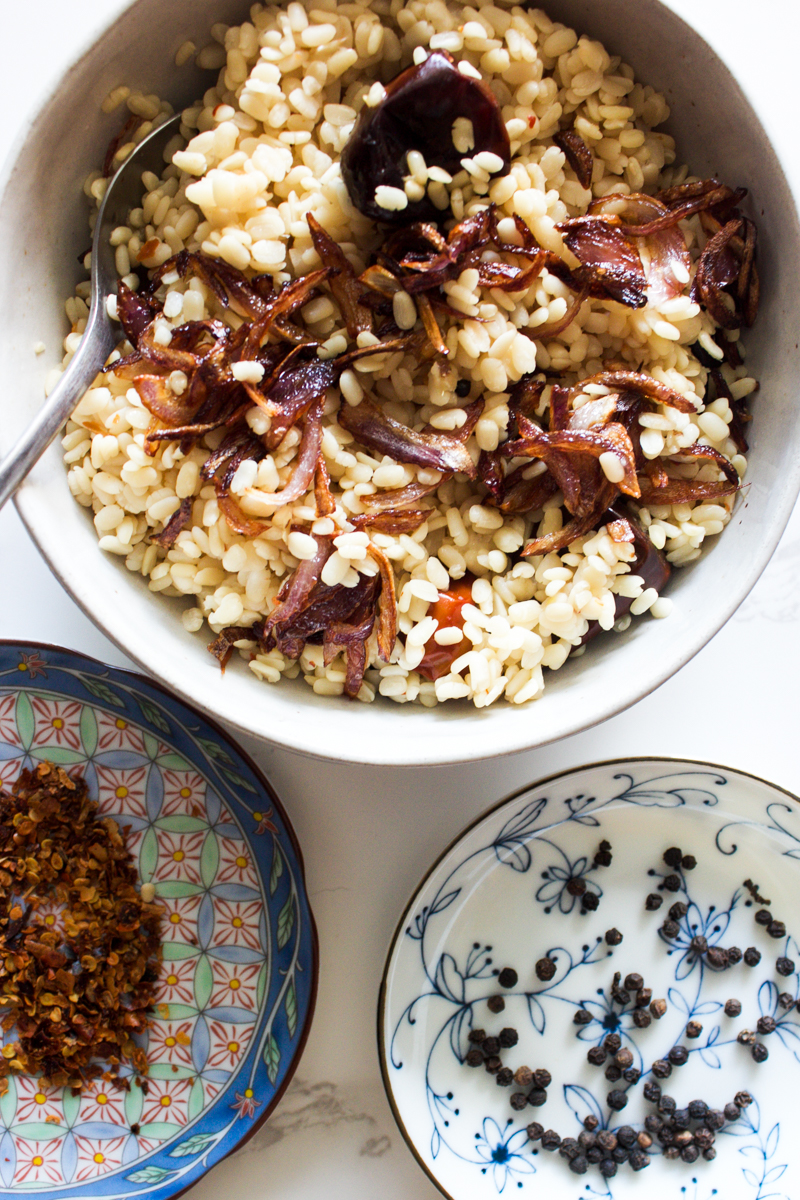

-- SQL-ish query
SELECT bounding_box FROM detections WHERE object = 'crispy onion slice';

[150,497,193,548]
[238,397,325,515]
[570,371,697,414]
[554,129,594,190]
[359,477,444,512]
[338,395,478,477]
[589,193,691,305]
[307,214,372,338]
[557,217,647,308]
[350,509,430,534]
[692,217,749,330]
[504,417,641,502]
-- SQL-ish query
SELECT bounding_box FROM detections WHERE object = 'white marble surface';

[1,2,799,1195]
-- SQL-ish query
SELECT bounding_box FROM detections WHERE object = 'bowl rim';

[376,753,800,1198]
[0,636,320,1192]
[6,0,800,766]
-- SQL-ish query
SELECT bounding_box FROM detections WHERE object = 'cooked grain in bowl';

[57,0,759,709]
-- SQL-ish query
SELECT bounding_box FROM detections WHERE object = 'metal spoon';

[0,113,183,511]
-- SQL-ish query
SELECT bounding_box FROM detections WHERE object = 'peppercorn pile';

[0,763,163,1089]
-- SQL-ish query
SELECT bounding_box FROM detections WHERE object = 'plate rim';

[376,754,800,1200]
[0,637,320,1198]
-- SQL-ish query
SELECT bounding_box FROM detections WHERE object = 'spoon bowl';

[0,113,182,510]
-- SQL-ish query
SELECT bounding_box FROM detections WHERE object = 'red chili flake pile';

[0,762,163,1090]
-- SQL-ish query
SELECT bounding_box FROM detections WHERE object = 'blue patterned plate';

[380,759,800,1199]
[0,642,317,1197]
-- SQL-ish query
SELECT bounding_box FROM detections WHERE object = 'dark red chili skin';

[418,574,475,680]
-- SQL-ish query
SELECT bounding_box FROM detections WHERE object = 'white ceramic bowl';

[2,0,799,766]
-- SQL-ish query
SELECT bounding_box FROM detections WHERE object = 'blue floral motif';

[385,762,799,1200]
[473,1119,536,1191]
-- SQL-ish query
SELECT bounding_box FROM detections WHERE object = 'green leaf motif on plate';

[81,675,126,709]
[264,1033,281,1084]
[15,693,34,750]
[126,1166,176,1185]
[31,746,85,766]
[148,1063,195,1080]
[158,752,191,771]
[137,697,171,735]
[196,736,233,766]
[138,826,159,883]
[277,892,295,950]
[285,976,297,1039]
[156,880,203,899]
[13,1122,69,1140]
[188,1075,205,1122]
[193,955,213,1010]
[218,764,257,794]
[0,1076,16,1127]
[155,1002,198,1022]
[162,942,199,962]
[200,830,219,890]
[62,1086,82,1126]
[125,1083,144,1127]
[158,815,208,834]
[256,961,267,1009]
[269,843,283,897]
[169,1131,219,1158]
[79,706,97,758]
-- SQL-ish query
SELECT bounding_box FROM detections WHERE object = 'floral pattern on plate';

[380,759,799,1199]
[0,642,317,1199]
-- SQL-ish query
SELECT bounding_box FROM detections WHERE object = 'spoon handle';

[0,308,116,511]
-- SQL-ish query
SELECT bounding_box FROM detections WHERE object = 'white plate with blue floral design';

[0,641,317,1199]
[380,758,800,1200]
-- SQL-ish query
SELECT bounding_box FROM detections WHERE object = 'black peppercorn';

[658,1094,676,1115]
[644,1114,662,1133]
[706,946,729,969]
[727,946,743,965]
[768,921,786,939]
[703,1147,717,1161]
[587,1046,606,1066]
[510,1092,528,1111]
[497,967,518,988]
[724,999,742,1017]
[688,1099,708,1119]
[690,935,708,955]
[559,1137,578,1160]
[498,1027,519,1048]
[483,1036,500,1056]
[513,1065,533,1087]
[526,1122,544,1140]
[661,919,680,939]
[496,1067,513,1087]
[568,1155,588,1175]
[672,1108,690,1130]
[663,1146,680,1160]
[624,972,644,991]
[593,849,612,868]
[599,1159,617,1178]
[637,1131,653,1150]
[682,1145,700,1164]
[658,1128,675,1147]
[605,928,623,946]
[484,1056,502,1074]
[615,1047,634,1069]
[604,1033,622,1052]
[681,855,697,870]
[596,1131,617,1152]
[744,947,762,966]
[583,1115,599,1131]
[573,1008,593,1025]
[607,1090,627,1111]
[663,847,683,867]
[663,874,681,892]
[466,1048,483,1066]
[487,994,505,1013]
[779,992,795,1008]
[755,908,772,926]
[535,957,556,981]
[581,892,599,912]
[705,1110,725,1130]
[668,1045,689,1066]
[673,1130,693,1147]
[612,1145,629,1164]
[533,1068,551,1088]
[605,1064,622,1082]
[645,893,664,911]
[652,1059,672,1078]
[468,1028,487,1044]
[527,1087,547,1107]
[669,902,688,921]
[585,1145,601,1164]
[735,1090,753,1108]
[757,1016,776,1035]
[629,1149,650,1171]
[623,1066,641,1084]
[616,1126,636,1148]
[650,998,667,1019]
[686,1020,703,1038]
[633,1008,652,1028]
[578,1131,596,1150]
[455,378,471,398]
[777,957,795,977]
[540,1130,561,1150]
[694,1127,715,1150]
[636,986,653,1007]
[643,1081,661,1103]
[724,1102,741,1121]
[565,876,586,896]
